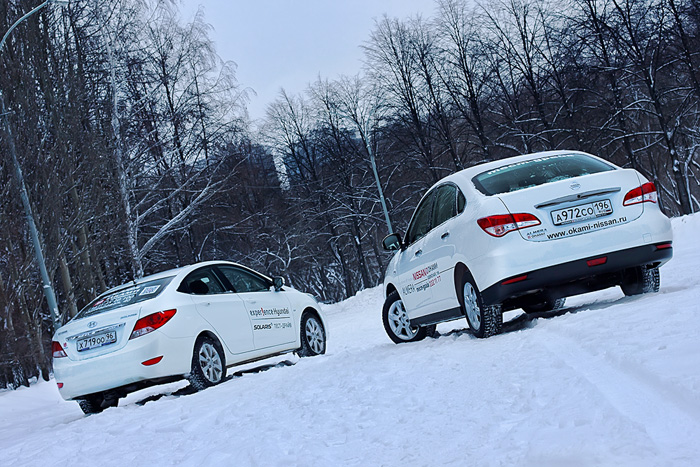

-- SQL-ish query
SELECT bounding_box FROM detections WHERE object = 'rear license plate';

[551,199,613,226]
[77,331,117,352]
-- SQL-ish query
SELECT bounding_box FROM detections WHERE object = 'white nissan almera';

[381,151,673,342]
[52,261,327,414]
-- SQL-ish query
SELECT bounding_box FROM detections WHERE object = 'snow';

[2,215,700,466]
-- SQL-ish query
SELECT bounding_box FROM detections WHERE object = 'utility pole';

[1,0,69,330]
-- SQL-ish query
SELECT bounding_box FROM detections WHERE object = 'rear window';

[75,276,174,319]
[472,154,615,195]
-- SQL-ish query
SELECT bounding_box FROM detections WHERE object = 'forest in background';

[1,0,699,388]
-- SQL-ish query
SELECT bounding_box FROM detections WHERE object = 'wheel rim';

[388,299,419,340]
[198,342,223,383]
[463,282,481,332]
[305,317,325,354]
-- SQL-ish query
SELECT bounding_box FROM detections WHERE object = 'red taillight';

[586,256,608,267]
[52,341,67,358]
[655,243,672,250]
[502,275,528,285]
[477,213,541,237]
[141,356,164,366]
[130,309,177,340]
[57,382,64,389]
[623,182,657,206]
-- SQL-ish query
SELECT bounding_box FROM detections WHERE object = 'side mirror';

[273,276,285,291]
[382,233,403,251]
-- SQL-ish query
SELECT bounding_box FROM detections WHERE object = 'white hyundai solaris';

[52,261,327,414]
[381,151,673,342]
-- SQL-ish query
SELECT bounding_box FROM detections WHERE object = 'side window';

[457,189,466,213]
[405,190,435,245]
[432,185,457,227]
[218,266,270,293]
[179,267,226,295]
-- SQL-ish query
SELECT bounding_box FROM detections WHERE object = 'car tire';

[461,275,502,338]
[77,395,104,415]
[188,336,226,391]
[298,311,326,357]
[382,291,429,344]
[621,266,660,296]
[522,297,566,314]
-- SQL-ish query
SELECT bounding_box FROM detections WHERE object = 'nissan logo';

[87,321,97,329]
[570,182,581,191]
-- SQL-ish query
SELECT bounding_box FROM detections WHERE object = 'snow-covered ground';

[2,215,699,466]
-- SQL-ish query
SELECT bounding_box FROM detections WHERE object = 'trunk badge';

[570,182,581,191]
[87,321,97,328]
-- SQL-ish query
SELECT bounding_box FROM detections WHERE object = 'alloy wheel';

[198,342,223,384]
[387,299,419,340]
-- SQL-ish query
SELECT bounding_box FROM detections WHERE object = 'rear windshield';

[75,276,174,319]
[472,154,615,196]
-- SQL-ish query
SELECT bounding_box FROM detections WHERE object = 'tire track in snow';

[538,328,700,460]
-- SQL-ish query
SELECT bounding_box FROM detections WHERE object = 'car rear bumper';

[481,242,673,307]
[53,331,193,400]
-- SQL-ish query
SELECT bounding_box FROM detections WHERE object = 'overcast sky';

[178,0,437,122]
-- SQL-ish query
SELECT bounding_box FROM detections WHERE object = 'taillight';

[130,309,177,339]
[477,213,541,237]
[52,341,67,358]
[623,182,657,206]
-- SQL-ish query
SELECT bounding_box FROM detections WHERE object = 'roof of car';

[94,260,257,298]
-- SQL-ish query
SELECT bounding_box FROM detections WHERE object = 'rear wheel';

[382,291,429,344]
[188,336,225,391]
[77,395,104,415]
[621,266,660,296]
[461,276,502,338]
[76,392,117,415]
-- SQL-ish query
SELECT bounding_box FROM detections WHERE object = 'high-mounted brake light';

[477,213,541,237]
[623,182,657,206]
[130,309,177,339]
[52,341,67,358]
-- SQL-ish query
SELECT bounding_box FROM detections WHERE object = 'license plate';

[551,199,613,226]
[77,331,117,352]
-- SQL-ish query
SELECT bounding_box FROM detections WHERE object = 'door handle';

[247,300,257,305]
[415,249,422,257]
[441,231,450,240]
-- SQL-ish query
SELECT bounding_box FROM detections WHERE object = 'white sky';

[177,0,437,122]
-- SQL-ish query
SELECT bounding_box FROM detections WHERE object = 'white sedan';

[381,150,673,342]
[52,261,327,414]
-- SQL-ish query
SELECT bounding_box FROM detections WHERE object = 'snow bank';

[2,214,699,466]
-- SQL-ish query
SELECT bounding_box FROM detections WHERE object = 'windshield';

[472,154,615,196]
[75,276,174,319]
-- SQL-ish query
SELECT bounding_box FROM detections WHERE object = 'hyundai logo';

[87,321,97,329]
[570,182,581,191]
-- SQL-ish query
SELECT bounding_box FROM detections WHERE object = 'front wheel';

[298,311,326,357]
[382,291,429,344]
[461,276,502,338]
[188,336,225,391]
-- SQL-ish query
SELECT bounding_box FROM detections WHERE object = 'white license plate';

[551,199,613,226]
[77,331,117,352]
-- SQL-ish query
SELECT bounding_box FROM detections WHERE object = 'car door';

[216,265,296,351]
[397,189,436,318]
[419,184,463,312]
[182,266,255,355]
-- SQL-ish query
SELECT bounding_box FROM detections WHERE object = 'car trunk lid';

[54,305,141,361]
[495,169,644,242]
